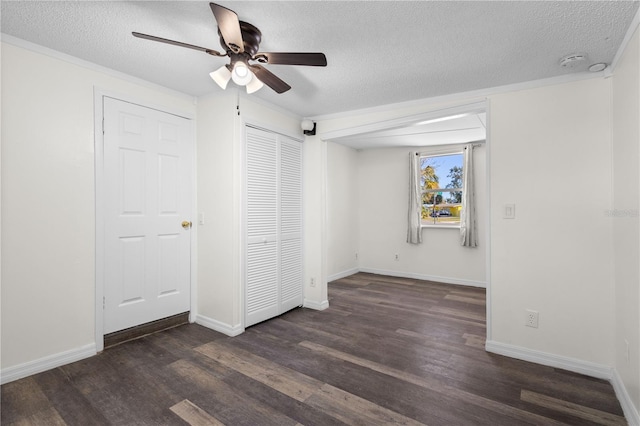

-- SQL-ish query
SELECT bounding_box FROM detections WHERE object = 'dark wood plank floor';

[2,273,627,425]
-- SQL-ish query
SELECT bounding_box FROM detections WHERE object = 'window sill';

[421,225,460,230]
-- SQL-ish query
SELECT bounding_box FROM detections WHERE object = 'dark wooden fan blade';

[210,3,244,53]
[255,52,327,66]
[249,64,291,94]
[132,32,224,56]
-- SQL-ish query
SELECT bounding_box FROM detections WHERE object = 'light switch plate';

[504,203,515,219]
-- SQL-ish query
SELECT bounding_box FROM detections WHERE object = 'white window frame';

[420,149,464,229]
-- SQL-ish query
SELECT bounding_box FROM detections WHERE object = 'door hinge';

[102,118,105,135]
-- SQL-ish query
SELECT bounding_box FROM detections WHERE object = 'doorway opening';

[322,101,491,340]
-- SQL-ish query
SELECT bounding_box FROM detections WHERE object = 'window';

[420,151,463,226]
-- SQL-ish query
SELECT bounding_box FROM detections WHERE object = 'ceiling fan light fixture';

[210,65,231,90]
[134,3,327,95]
[246,73,264,94]
[231,61,253,86]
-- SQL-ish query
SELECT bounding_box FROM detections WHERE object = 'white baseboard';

[327,268,360,282]
[359,267,486,288]
[611,368,640,425]
[0,343,97,385]
[195,314,244,337]
[303,298,330,311]
[485,340,613,379]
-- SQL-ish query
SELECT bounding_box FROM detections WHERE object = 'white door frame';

[94,88,197,352]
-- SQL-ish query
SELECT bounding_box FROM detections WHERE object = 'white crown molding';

[313,71,606,123]
[1,33,197,105]
[608,4,640,76]
[0,344,96,385]
[195,314,244,337]
[3,31,616,123]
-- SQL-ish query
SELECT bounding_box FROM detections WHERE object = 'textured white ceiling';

[1,1,638,120]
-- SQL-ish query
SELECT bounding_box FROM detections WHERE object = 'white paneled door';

[103,97,193,334]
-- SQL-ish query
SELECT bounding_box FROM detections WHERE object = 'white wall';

[302,135,329,309]
[195,91,239,333]
[1,41,196,371]
[320,76,615,368]
[612,25,640,417]
[326,142,359,279]
[195,91,310,333]
[354,145,486,286]
[1,37,327,376]
[489,78,614,365]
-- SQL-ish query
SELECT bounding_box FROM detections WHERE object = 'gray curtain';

[407,152,423,244]
[460,144,478,247]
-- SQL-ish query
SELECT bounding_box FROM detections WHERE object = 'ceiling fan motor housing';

[219,21,262,58]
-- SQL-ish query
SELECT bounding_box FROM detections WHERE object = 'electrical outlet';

[394,254,399,261]
[525,309,539,328]
[310,278,316,287]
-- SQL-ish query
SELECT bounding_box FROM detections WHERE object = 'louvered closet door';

[279,136,303,312]
[245,126,303,327]
[246,127,279,326]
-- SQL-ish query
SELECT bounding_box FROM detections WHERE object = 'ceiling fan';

[133,2,327,94]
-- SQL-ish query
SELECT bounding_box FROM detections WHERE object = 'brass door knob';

[181,220,192,229]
